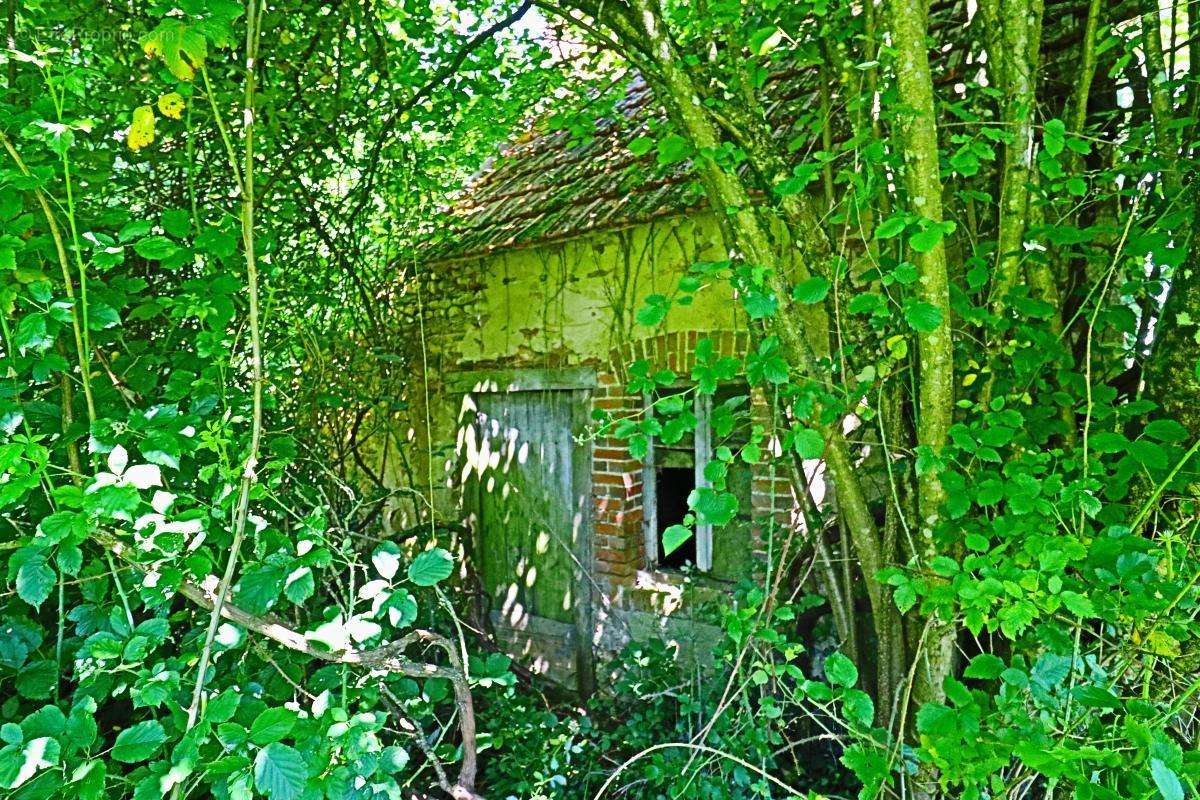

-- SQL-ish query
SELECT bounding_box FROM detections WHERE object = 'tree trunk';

[612,0,898,685]
[884,1,958,793]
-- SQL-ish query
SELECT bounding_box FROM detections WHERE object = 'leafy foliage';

[1,0,1198,799]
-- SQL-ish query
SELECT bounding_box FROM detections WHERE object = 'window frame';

[642,390,713,572]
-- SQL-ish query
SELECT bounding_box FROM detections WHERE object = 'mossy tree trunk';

[545,0,957,733]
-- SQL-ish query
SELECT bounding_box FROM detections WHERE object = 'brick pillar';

[592,372,644,590]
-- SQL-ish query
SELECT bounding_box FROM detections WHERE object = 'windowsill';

[637,566,730,586]
[635,567,732,598]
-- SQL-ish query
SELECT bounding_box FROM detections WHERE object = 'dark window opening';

[654,465,696,568]
[644,386,699,571]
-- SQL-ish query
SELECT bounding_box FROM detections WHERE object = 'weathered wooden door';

[462,375,594,694]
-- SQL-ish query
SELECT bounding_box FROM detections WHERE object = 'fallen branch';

[92,531,482,799]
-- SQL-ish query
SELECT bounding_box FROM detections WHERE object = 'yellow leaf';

[157,92,185,120]
[962,373,978,387]
[127,106,156,152]
[1147,630,1180,657]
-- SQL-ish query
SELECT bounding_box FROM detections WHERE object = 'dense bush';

[478,586,841,800]
[1,0,1198,799]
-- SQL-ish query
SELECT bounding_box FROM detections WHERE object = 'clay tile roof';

[424,75,708,261]
[419,0,1110,262]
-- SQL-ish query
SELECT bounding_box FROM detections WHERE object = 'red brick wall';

[592,369,644,584]
[593,330,795,594]
[748,388,797,547]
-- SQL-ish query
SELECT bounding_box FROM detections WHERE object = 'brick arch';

[604,329,750,383]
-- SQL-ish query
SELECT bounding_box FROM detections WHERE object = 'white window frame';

[643,391,712,572]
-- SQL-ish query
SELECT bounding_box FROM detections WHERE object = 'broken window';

[643,384,751,574]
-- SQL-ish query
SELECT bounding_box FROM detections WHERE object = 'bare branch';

[93,530,483,799]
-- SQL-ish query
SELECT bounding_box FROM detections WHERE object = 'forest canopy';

[0,1,1198,800]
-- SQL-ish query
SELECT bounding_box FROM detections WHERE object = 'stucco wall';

[440,212,735,367]
[389,212,798,685]
[397,212,736,518]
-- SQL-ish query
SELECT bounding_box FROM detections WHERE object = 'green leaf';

[749,26,783,55]
[1089,431,1128,453]
[909,221,956,253]
[133,235,179,261]
[249,708,297,746]
[904,301,943,333]
[916,702,956,736]
[87,303,120,330]
[371,542,402,580]
[161,208,192,238]
[999,600,1036,639]
[847,293,882,315]
[1073,685,1121,709]
[627,136,654,156]
[15,661,56,699]
[0,192,20,220]
[235,565,285,615]
[1043,118,1066,156]
[1150,758,1183,800]
[3,736,59,788]
[1144,419,1189,443]
[1061,591,1095,617]
[16,556,55,609]
[22,705,65,740]
[963,653,1005,680]
[949,147,980,176]
[774,173,814,197]
[825,651,858,687]
[656,134,692,166]
[111,720,166,763]
[840,689,874,728]
[792,427,825,459]
[1129,439,1168,470]
[874,215,908,239]
[380,745,410,774]
[687,487,738,526]
[636,295,669,327]
[893,580,918,613]
[14,313,52,355]
[792,277,831,304]
[204,690,241,724]
[661,524,692,556]
[742,289,777,320]
[72,760,106,800]
[37,511,82,544]
[408,548,454,586]
[966,261,989,290]
[283,567,315,604]
[141,19,207,81]
[929,556,958,577]
[254,742,308,800]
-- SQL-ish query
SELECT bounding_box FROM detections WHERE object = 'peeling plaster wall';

[395,212,736,512]
[388,212,795,684]
[452,212,735,368]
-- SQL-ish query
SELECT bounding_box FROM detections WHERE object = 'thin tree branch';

[92,529,483,799]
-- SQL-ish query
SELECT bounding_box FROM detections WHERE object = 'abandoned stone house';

[396,79,802,693]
